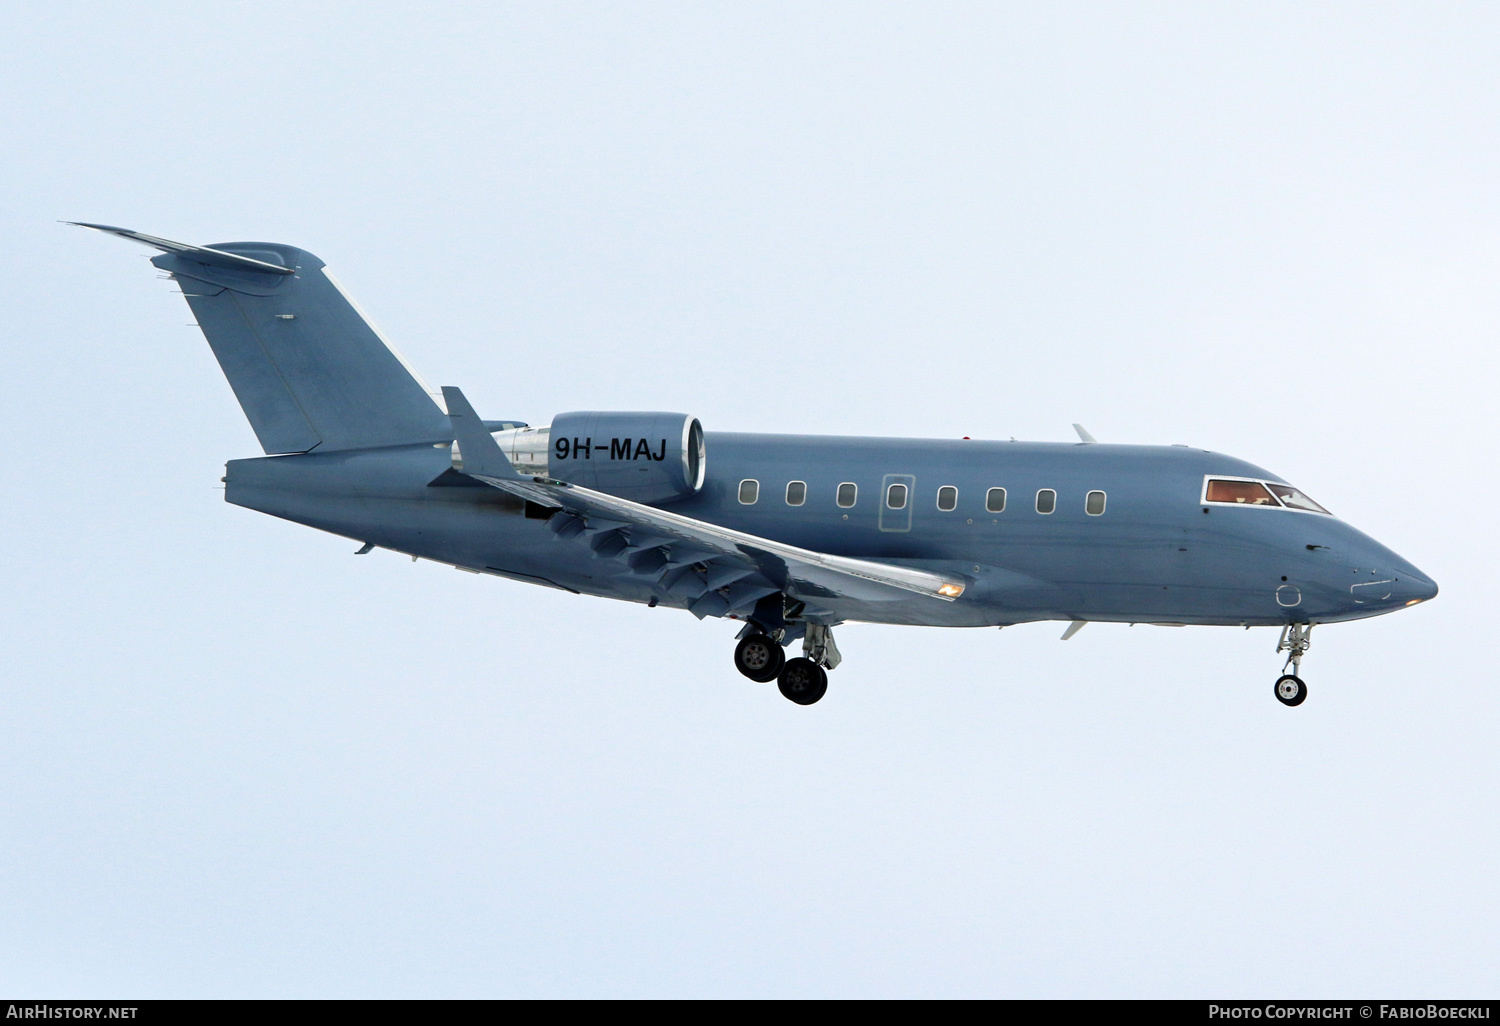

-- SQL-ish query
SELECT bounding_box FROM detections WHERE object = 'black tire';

[777,657,828,705]
[1274,674,1307,707]
[734,634,784,682]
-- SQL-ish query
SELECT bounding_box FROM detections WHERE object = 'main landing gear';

[733,633,784,683]
[1274,623,1312,707]
[733,622,840,705]
[777,657,827,705]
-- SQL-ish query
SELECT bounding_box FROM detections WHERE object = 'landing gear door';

[879,474,916,533]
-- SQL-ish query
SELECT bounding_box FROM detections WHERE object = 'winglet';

[67,222,296,276]
[1072,423,1097,444]
[441,386,523,480]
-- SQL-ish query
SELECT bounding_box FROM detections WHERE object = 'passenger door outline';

[879,474,916,533]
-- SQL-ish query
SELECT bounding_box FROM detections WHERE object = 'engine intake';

[489,411,705,503]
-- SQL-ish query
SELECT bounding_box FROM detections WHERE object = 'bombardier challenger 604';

[78,223,1437,706]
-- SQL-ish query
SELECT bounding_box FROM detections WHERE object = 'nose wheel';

[1274,624,1313,707]
[1275,674,1307,706]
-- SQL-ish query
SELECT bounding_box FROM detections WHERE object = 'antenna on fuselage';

[1072,423,1097,444]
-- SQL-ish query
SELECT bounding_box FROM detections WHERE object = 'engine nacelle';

[489,411,706,503]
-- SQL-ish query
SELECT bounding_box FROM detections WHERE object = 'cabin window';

[1086,490,1106,516]
[837,482,858,508]
[1035,489,1056,514]
[1266,483,1331,515]
[986,487,1006,513]
[937,485,958,511]
[738,479,759,505]
[886,483,908,509]
[1205,479,1278,506]
[785,480,807,506]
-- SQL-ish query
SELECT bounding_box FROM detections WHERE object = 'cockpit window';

[1266,483,1331,515]
[1203,476,1334,515]
[1205,479,1279,506]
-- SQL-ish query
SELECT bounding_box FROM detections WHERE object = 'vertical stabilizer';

[79,224,452,454]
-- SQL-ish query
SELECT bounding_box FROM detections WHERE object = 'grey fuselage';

[226,432,1437,629]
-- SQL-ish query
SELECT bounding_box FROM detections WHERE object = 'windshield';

[1204,477,1333,515]
[1266,483,1331,515]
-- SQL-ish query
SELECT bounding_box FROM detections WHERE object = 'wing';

[441,387,967,620]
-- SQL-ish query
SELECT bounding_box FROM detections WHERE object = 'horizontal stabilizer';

[68,222,295,276]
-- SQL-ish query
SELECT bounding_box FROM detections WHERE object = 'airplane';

[75,223,1438,707]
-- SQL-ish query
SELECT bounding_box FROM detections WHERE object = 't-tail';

[73,223,453,454]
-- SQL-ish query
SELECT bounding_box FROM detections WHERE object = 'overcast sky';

[0,2,1495,997]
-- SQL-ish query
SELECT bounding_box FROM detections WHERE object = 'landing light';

[938,583,965,598]
[1406,598,1423,606]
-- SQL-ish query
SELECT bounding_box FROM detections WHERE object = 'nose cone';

[1346,543,1438,612]
[1395,565,1439,606]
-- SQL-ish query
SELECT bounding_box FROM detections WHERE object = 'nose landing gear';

[1275,674,1307,706]
[1274,624,1312,707]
